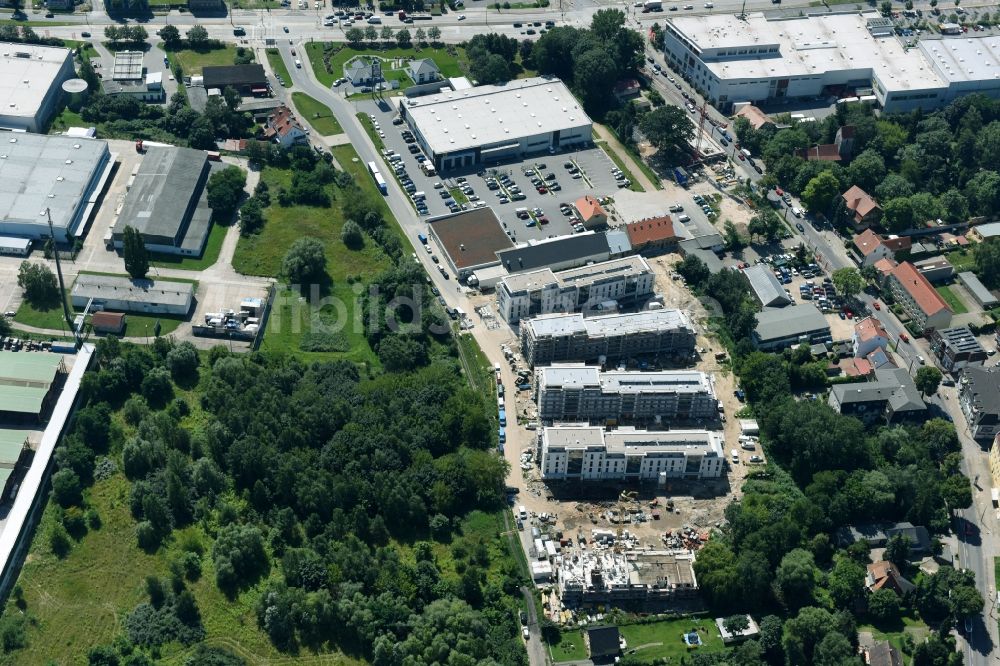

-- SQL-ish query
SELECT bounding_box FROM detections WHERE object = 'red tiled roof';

[575,195,606,222]
[874,257,898,275]
[855,317,888,342]
[891,261,951,317]
[733,105,773,130]
[626,216,680,246]
[92,311,125,331]
[798,144,842,161]
[266,105,303,138]
[882,236,912,252]
[843,185,880,220]
[855,229,883,257]
[842,357,873,377]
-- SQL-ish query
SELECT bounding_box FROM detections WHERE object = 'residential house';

[264,105,307,148]
[575,195,608,229]
[613,78,641,101]
[733,104,775,130]
[835,522,932,553]
[959,366,1000,440]
[827,367,926,424]
[587,626,620,661]
[886,261,952,332]
[835,125,856,159]
[854,229,911,266]
[842,186,882,230]
[853,317,890,358]
[866,560,915,595]
[873,257,898,284]
[344,58,379,86]
[864,642,903,666]
[625,216,681,255]
[796,143,842,162]
[407,58,440,84]
[928,326,987,373]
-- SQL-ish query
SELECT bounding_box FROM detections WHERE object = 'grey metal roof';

[605,228,632,256]
[935,326,984,355]
[201,64,266,89]
[409,58,439,77]
[961,366,1000,415]
[743,264,791,307]
[115,146,208,245]
[830,367,925,413]
[111,50,143,81]
[754,304,829,342]
[679,233,723,251]
[0,133,109,237]
[71,274,194,307]
[958,271,998,307]
[497,232,610,273]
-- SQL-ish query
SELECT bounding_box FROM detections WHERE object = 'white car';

[457,13,466,20]
[704,1,713,6]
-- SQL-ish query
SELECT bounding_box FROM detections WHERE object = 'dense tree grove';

[37,329,522,663]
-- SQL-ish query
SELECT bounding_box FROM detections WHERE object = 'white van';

[731,449,739,464]
[518,505,527,520]
[367,15,382,23]
[294,59,302,68]
[412,191,426,200]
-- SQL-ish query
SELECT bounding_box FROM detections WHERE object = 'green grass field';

[860,616,928,664]
[356,112,385,151]
[618,617,726,661]
[150,221,228,271]
[551,629,588,662]
[291,91,344,135]
[265,47,292,87]
[936,284,969,314]
[304,41,466,89]
[169,44,236,75]
[15,296,185,338]
[946,249,976,273]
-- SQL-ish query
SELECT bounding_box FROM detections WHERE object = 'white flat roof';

[539,364,713,395]
[0,43,71,122]
[919,37,1000,83]
[0,133,109,234]
[544,425,724,456]
[668,12,945,92]
[404,76,592,155]
[527,309,693,339]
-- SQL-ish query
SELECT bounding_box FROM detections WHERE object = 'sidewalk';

[593,122,658,192]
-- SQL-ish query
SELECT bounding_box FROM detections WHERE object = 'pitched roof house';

[842,186,882,230]
[575,195,608,229]
[866,560,915,595]
[886,261,952,332]
[408,58,440,83]
[625,216,681,254]
[264,105,307,148]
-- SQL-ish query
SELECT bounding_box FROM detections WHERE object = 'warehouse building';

[201,64,268,96]
[0,351,67,421]
[521,309,697,367]
[497,232,610,275]
[426,207,514,281]
[70,275,195,315]
[540,425,725,481]
[496,256,654,323]
[110,146,213,256]
[958,271,998,309]
[753,303,832,350]
[537,364,717,424]
[0,134,113,243]
[743,264,791,308]
[661,12,1000,113]
[0,43,76,132]
[397,76,593,172]
[0,429,29,500]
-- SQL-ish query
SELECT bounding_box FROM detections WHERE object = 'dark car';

[753,164,763,174]
[796,223,805,232]
[283,26,289,32]
[81,31,91,37]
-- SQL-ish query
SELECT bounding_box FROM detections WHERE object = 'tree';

[122,226,149,280]
[974,239,1000,288]
[365,25,378,44]
[813,632,857,666]
[212,524,268,593]
[238,198,264,236]
[166,342,200,381]
[281,237,327,284]
[827,556,865,609]
[415,27,426,44]
[868,589,901,624]
[915,366,943,397]
[676,254,710,287]
[427,26,441,43]
[341,220,364,249]
[801,171,842,214]
[186,25,209,48]
[831,267,864,298]
[16,261,59,306]
[879,0,892,14]
[188,116,216,151]
[723,614,750,635]
[206,166,247,219]
[639,105,694,154]
[380,25,394,43]
[50,522,71,558]
[52,468,82,507]
[396,28,412,48]
[883,197,914,233]
[776,549,818,608]
[723,220,745,251]
[160,24,181,48]
[345,27,365,47]
[847,149,886,193]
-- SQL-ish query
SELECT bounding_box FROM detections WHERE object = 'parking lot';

[359,98,632,239]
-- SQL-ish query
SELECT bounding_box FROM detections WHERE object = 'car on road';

[522,627,530,640]
[734,389,745,401]
[899,333,909,343]
[796,223,805,232]
[283,25,289,32]
[458,14,466,19]
[753,164,763,174]
[44,11,53,17]
[81,31,91,37]
[873,301,881,310]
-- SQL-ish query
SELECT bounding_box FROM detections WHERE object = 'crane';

[615,489,637,552]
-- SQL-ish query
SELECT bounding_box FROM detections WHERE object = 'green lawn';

[550,629,588,662]
[356,113,385,151]
[595,140,645,193]
[232,159,395,364]
[860,616,928,665]
[449,188,468,205]
[265,47,292,87]
[47,104,85,134]
[946,248,976,273]
[936,284,969,314]
[304,41,467,89]
[291,91,344,135]
[15,296,185,338]
[618,617,726,661]
[150,220,228,271]
[168,44,236,75]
